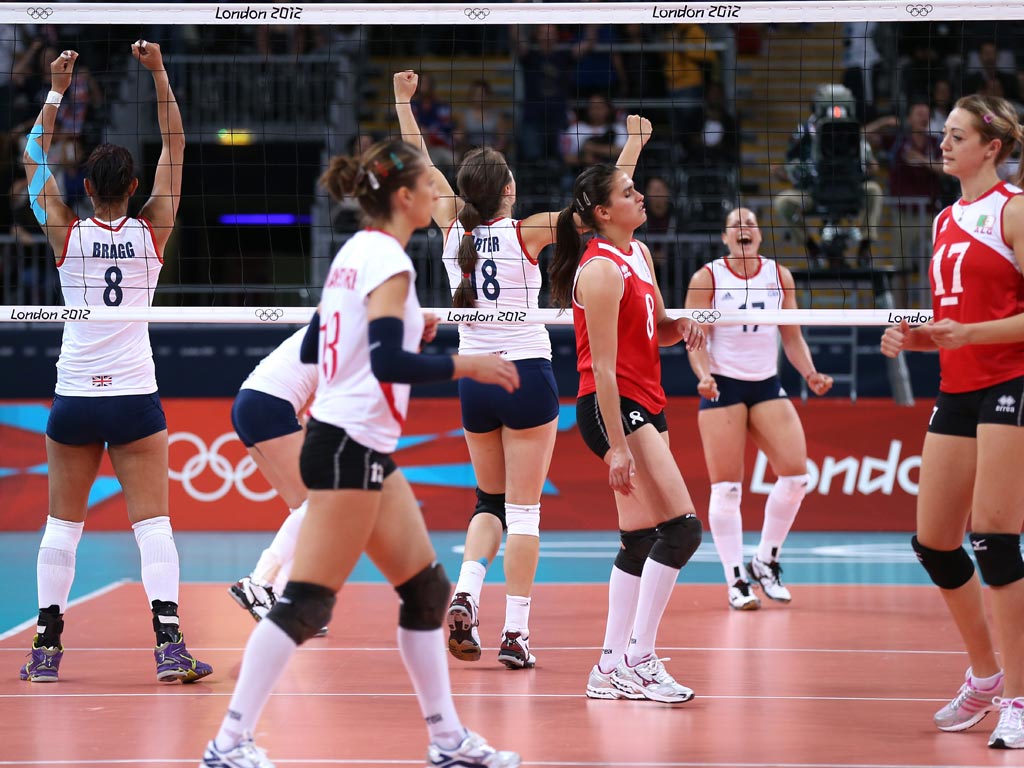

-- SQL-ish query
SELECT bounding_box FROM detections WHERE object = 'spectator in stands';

[663,24,718,138]
[684,80,738,170]
[842,22,884,122]
[889,98,944,262]
[571,24,626,99]
[561,93,627,171]
[965,41,1021,104]
[771,84,884,266]
[619,24,666,100]
[453,79,511,157]
[641,175,678,264]
[510,24,573,167]
[410,72,456,172]
[930,79,955,137]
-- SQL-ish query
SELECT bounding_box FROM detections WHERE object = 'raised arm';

[22,49,78,256]
[777,266,833,395]
[393,70,460,229]
[616,114,652,181]
[136,41,184,251]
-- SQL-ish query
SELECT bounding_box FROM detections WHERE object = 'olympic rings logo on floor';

[255,308,284,322]
[27,7,53,19]
[464,7,491,20]
[168,431,277,503]
[690,310,721,324]
[905,4,933,16]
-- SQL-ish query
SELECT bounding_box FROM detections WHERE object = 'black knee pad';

[396,562,451,630]
[470,487,506,529]
[911,536,975,590]
[970,533,1024,587]
[614,527,658,577]
[650,514,703,569]
[267,581,336,645]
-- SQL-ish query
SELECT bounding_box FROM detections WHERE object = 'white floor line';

[0,761,1005,767]
[0,644,966,655]
[0,579,131,641]
[0,691,949,703]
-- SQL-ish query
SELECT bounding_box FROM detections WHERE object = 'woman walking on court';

[19,42,211,684]
[227,327,317,623]
[685,207,832,611]
[395,69,652,669]
[201,138,522,768]
[548,162,705,703]
[882,93,1024,749]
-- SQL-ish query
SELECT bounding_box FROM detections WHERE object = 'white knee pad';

[772,474,810,505]
[505,503,540,537]
[709,482,742,519]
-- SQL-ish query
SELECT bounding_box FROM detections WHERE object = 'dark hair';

[954,94,1024,183]
[451,147,511,308]
[83,144,135,205]
[548,164,622,309]
[318,139,426,223]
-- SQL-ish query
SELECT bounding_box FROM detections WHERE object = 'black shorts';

[576,393,668,459]
[459,358,559,433]
[699,374,787,410]
[300,417,398,491]
[231,389,302,447]
[46,393,166,446]
[928,376,1024,438]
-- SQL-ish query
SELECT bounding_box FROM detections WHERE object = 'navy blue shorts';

[46,393,167,446]
[231,389,302,447]
[576,393,668,460]
[928,375,1024,438]
[459,358,559,433]
[699,374,787,411]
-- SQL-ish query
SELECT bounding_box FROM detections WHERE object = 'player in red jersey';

[882,93,1024,750]
[548,163,705,703]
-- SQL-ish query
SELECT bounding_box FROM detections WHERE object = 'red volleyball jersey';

[573,237,666,414]
[931,181,1024,393]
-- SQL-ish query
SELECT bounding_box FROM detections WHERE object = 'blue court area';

[0,530,928,637]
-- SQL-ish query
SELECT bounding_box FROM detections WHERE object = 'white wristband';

[44,90,63,107]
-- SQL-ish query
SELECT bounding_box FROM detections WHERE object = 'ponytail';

[548,206,583,308]
[452,202,484,308]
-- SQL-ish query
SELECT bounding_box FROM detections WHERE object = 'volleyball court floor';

[0,531,1017,768]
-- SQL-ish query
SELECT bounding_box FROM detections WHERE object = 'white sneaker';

[229,577,277,622]
[748,557,792,603]
[586,664,644,700]
[200,734,275,768]
[727,579,761,611]
[989,697,1024,749]
[446,592,481,662]
[497,630,536,670]
[426,729,521,767]
[611,655,695,703]
[934,668,1003,732]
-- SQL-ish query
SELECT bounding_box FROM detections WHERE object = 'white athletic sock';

[757,475,809,564]
[709,482,745,584]
[626,559,679,666]
[597,566,641,674]
[972,669,1004,690]
[252,501,307,584]
[215,619,297,751]
[454,560,487,604]
[397,626,465,749]
[37,516,84,612]
[503,595,531,634]
[132,516,180,605]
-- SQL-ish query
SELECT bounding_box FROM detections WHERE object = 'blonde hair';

[953,94,1024,185]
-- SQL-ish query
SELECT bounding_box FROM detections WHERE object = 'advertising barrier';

[0,397,930,532]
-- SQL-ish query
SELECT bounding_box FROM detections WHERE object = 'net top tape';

[0,306,932,326]
[2,2,1011,26]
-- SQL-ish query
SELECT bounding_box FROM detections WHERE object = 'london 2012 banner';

[0,398,927,532]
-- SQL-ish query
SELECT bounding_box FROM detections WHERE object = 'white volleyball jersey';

[239,327,318,414]
[55,216,163,396]
[442,217,551,360]
[309,230,425,454]
[703,256,784,381]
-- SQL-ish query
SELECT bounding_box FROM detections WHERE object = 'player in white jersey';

[202,139,521,768]
[18,42,211,685]
[227,328,319,625]
[396,69,653,668]
[685,208,832,611]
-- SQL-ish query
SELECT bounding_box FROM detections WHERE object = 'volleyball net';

[0,2,1011,326]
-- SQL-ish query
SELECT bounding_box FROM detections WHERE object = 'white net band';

[0,306,932,326]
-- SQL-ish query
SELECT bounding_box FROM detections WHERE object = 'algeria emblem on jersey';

[767,282,780,298]
[975,214,995,235]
